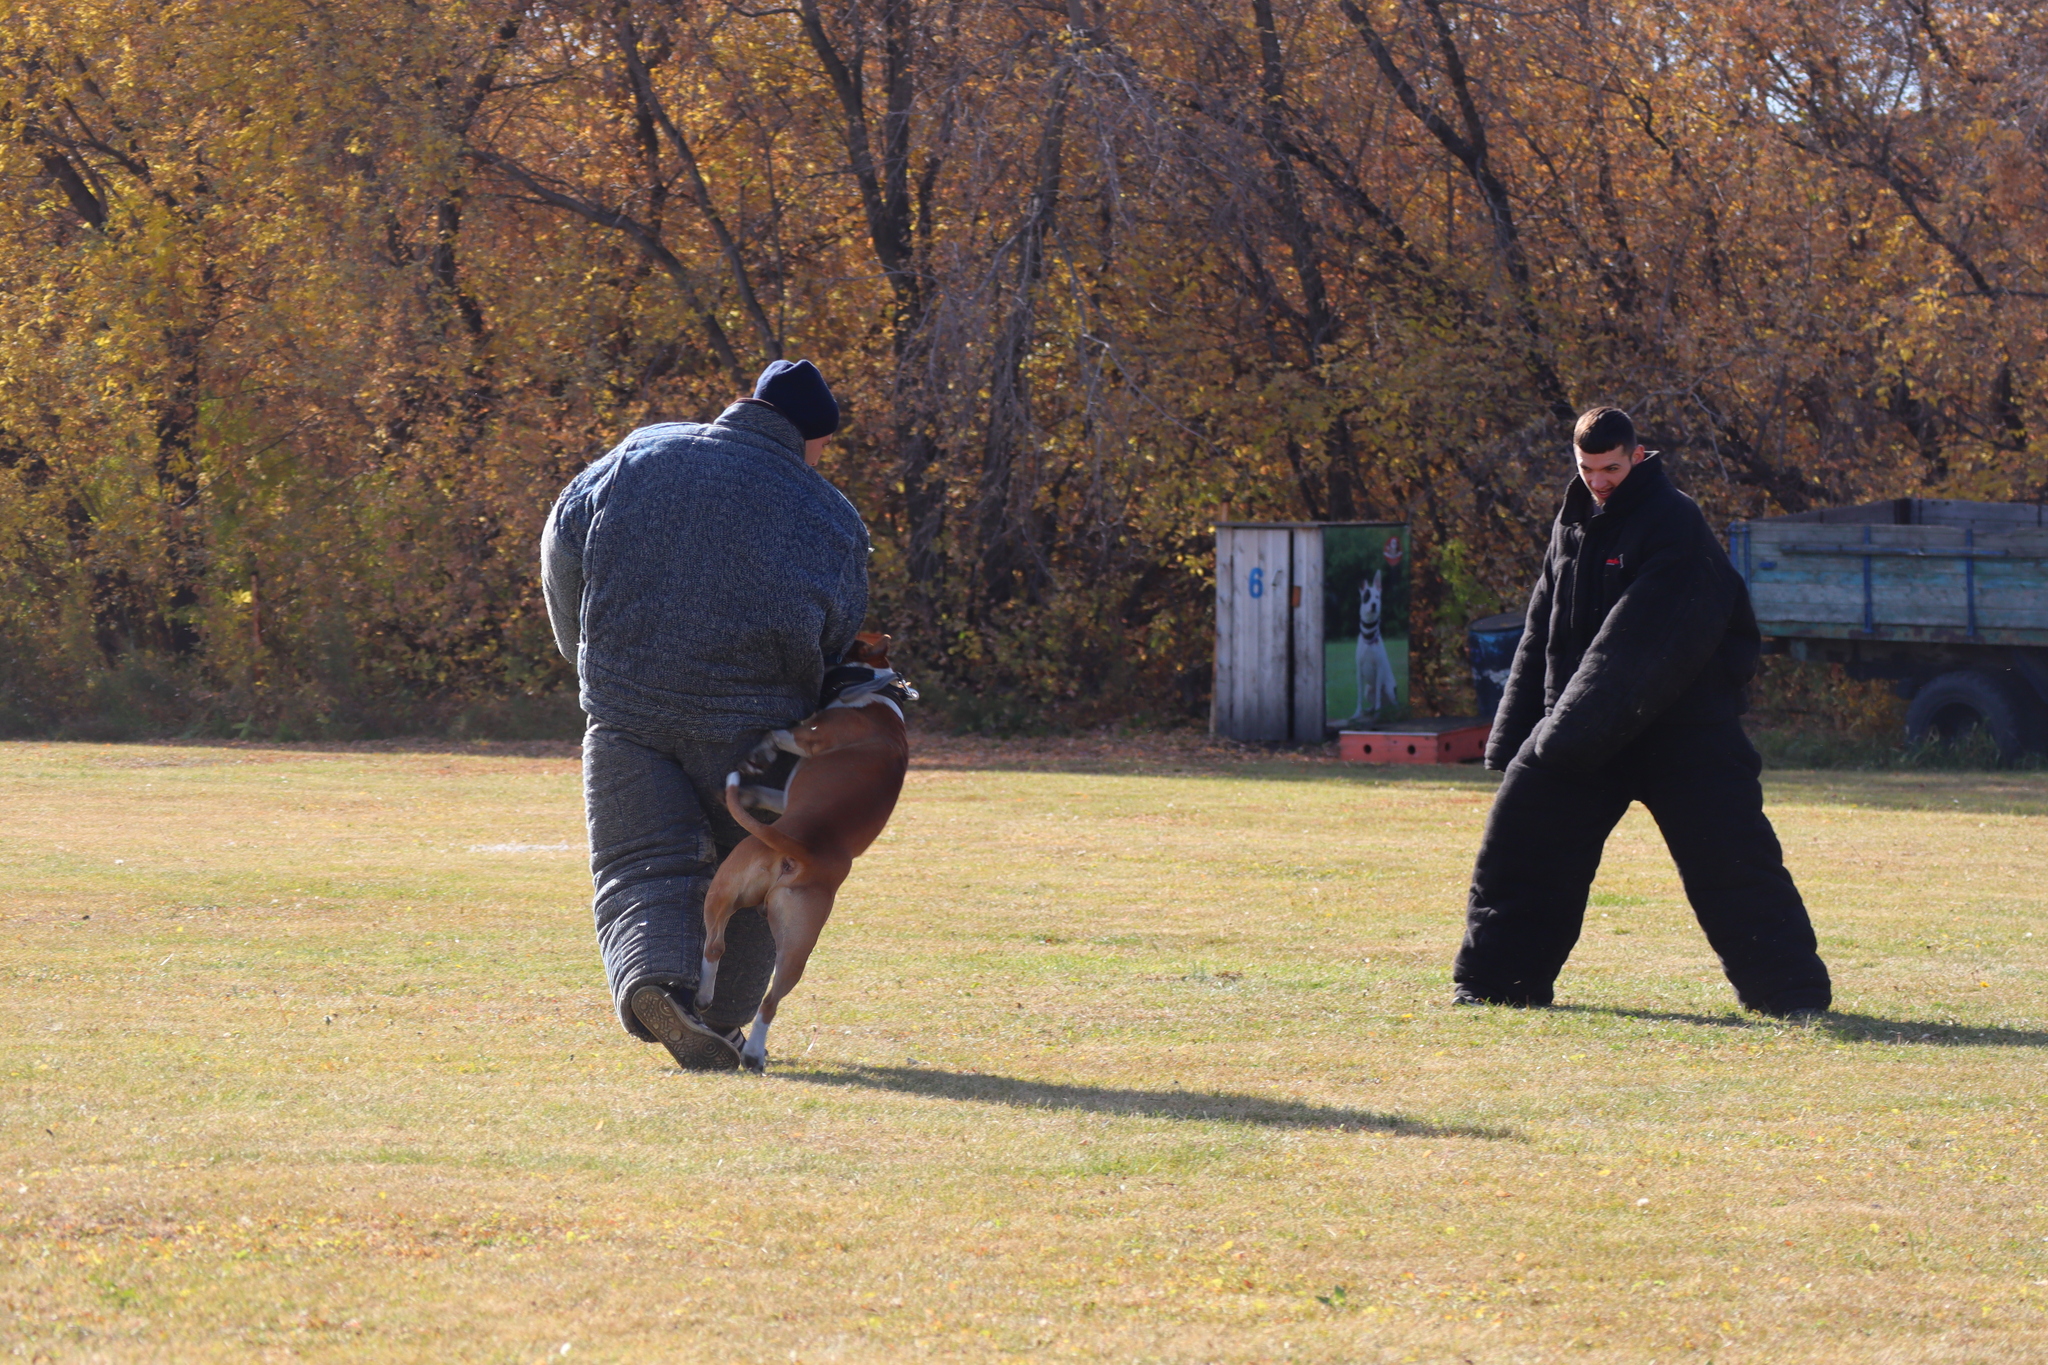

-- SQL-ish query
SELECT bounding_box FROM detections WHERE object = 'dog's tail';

[725,773,810,861]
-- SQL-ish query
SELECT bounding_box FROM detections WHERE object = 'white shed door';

[1214,527,1294,741]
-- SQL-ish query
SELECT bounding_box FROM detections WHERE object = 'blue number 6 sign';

[1248,566,1264,599]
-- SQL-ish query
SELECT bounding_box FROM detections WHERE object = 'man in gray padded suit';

[540,359,869,1071]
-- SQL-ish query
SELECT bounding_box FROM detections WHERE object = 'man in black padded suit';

[1453,407,1832,1018]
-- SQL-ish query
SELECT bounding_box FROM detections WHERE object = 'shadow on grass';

[1557,1003,2048,1048]
[778,1063,1519,1140]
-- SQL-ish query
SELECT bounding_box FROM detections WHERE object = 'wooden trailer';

[1728,498,2048,758]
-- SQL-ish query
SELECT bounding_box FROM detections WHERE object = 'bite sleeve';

[1484,558,1554,770]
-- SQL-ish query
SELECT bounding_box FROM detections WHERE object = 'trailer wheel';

[1903,669,2041,764]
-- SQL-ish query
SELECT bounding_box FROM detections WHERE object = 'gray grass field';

[2,736,2044,1362]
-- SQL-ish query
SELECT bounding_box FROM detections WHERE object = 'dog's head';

[845,632,893,669]
[822,630,917,710]
[1358,572,1382,629]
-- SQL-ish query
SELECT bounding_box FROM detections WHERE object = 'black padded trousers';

[1454,718,1831,1014]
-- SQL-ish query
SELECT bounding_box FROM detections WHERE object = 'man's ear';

[1631,444,1649,466]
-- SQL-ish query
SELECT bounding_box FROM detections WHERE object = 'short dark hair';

[1573,406,1635,455]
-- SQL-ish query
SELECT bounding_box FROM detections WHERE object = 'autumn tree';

[3,0,2045,734]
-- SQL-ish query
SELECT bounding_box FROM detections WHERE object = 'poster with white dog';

[1323,524,1410,727]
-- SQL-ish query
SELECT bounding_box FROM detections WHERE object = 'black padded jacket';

[1484,455,1760,772]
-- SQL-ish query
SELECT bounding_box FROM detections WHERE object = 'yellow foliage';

[2,0,2045,731]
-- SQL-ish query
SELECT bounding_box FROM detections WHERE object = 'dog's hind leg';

[699,838,772,1012]
[697,873,734,1012]
[740,880,838,1073]
[740,1008,772,1073]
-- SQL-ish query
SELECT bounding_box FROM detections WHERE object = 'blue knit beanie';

[752,359,840,440]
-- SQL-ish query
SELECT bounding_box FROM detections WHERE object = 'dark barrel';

[1467,612,1525,723]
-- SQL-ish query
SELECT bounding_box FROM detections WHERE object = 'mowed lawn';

[2,737,2044,1364]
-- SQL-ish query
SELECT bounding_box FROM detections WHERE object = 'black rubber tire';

[1903,669,2042,764]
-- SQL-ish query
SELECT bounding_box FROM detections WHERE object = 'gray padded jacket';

[540,401,869,741]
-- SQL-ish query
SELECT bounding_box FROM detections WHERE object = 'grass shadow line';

[777,1064,1519,1140]
[1554,1003,2048,1048]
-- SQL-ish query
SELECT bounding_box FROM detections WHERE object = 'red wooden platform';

[1337,718,1491,764]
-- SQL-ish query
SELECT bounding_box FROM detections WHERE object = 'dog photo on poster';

[1324,524,1410,727]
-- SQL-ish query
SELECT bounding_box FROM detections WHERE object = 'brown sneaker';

[630,985,743,1072]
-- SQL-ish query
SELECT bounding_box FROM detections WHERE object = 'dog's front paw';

[733,783,787,816]
[740,734,781,776]
[740,1045,768,1075]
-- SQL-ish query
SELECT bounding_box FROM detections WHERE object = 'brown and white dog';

[697,633,910,1072]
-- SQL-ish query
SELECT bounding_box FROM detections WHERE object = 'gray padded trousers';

[583,720,776,1038]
